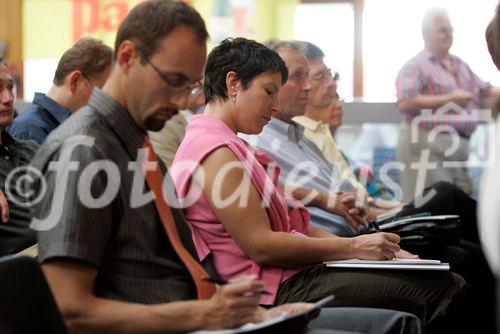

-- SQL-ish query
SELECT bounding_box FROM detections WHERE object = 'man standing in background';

[396,7,500,202]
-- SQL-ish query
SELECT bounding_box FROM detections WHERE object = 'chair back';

[0,256,68,334]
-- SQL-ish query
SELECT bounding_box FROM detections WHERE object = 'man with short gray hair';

[396,7,500,202]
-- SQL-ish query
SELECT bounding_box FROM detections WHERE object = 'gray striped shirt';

[240,118,362,237]
[31,89,199,304]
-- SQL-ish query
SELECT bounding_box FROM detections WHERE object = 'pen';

[369,220,381,232]
[202,277,272,295]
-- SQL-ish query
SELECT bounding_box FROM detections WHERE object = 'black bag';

[372,215,462,249]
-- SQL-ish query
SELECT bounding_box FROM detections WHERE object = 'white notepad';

[190,295,334,334]
[323,258,450,271]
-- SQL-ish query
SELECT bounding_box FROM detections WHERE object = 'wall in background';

[0,0,23,98]
[22,0,297,101]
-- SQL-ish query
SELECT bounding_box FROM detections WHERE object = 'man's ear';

[68,70,84,94]
[116,40,139,74]
[225,71,240,96]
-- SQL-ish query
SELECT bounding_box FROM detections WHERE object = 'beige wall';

[0,0,23,97]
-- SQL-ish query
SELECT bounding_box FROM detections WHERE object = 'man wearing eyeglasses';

[148,80,205,167]
[396,7,500,202]
[29,1,272,333]
[292,42,398,219]
[29,2,413,333]
[8,37,113,145]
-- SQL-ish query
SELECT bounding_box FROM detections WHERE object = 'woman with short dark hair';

[171,37,465,332]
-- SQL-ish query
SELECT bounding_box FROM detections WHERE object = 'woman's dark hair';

[204,37,288,103]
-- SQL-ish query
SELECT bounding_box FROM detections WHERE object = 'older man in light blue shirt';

[241,117,360,237]
[240,41,362,237]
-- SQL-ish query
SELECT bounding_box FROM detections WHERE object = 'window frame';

[300,0,364,97]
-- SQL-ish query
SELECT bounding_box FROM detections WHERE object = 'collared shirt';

[292,116,395,201]
[8,92,71,144]
[148,110,191,168]
[0,131,38,255]
[240,118,363,237]
[31,88,200,303]
[396,50,491,137]
[180,109,194,123]
[293,116,368,202]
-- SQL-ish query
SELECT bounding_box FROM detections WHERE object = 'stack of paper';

[323,258,450,271]
[377,215,459,230]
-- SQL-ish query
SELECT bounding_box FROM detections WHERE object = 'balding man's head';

[422,7,453,55]
[422,7,453,54]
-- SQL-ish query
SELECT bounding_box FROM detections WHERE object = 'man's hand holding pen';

[199,275,315,330]
[199,275,268,329]
[203,275,272,295]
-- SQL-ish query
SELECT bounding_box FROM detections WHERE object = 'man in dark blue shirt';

[8,37,113,144]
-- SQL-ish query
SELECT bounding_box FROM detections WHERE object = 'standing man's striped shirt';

[396,50,491,137]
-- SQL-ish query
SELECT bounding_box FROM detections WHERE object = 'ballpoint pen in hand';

[203,276,272,295]
[369,219,381,232]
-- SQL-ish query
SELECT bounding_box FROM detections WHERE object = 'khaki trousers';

[397,123,472,202]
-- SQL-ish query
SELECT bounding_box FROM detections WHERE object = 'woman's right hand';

[351,232,401,260]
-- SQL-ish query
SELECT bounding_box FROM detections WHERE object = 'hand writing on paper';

[395,249,420,259]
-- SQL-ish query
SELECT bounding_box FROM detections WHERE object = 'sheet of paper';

[324,262,450,271]
[323,258,442,265]
[323,258,449,271]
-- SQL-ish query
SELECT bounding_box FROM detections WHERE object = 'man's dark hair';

[204,37,288,103]
[297,41,325,60]
[115,0,209,62]
[53,37,113,85]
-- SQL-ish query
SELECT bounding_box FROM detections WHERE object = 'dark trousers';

[396,181,479,244]
[497,277,500,334]
[395,181,496,333]
[275,264,466,333]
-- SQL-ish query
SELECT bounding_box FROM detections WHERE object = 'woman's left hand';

[395,249,420,259]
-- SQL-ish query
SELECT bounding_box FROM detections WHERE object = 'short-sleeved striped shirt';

[396,50,491,137]
[31,89,199,304]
